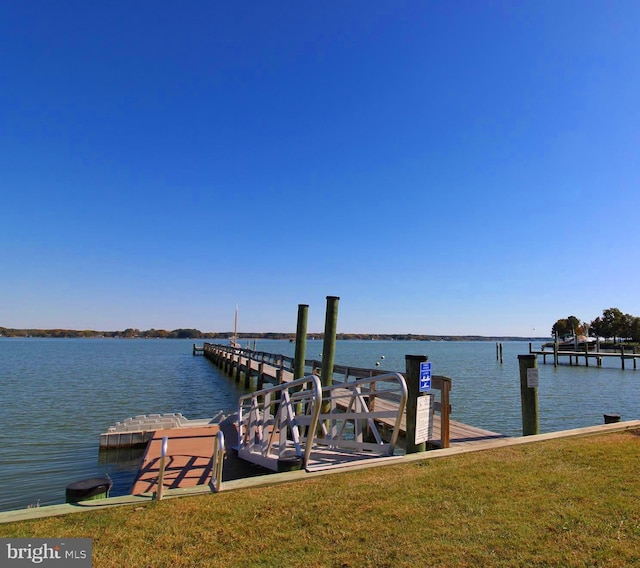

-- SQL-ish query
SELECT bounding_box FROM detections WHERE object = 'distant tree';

[630,317,640,343]
[620,313,636,341]
[551,316,581,338]
[601,308,624,343]
[589,317,604,338]
[170,328,202,339]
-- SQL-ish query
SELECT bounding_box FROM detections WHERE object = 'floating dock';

[99,412,225,449]
[131,425,221,495]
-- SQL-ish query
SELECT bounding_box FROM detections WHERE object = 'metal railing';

[237,375,322,471]
[210,430,225,492]
[317,372,408,456]
[154,430,226,500]
[156,436,169,500]
[203,343,451,448]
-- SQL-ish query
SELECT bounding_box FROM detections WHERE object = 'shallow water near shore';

[1,337,638,512]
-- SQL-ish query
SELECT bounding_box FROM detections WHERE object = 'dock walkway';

[202,343,505,449]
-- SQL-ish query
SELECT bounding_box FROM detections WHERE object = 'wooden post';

[518,354,539,436]
[584,343,589,367]
[553,333,558,368]
[293,304,309,379]
[257,353,265,390]
[499,342,503,364]
[496,342,499,361]
[437,376,451,449]
[320,296,339,431]
[244,350,252,389]
[405,355,428,453]
[234,352,241,382]
[320,296,339,390]
[621,345,625,370]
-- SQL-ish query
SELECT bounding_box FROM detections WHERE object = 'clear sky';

[1,1,639,336]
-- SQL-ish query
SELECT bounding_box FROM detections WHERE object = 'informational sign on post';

[527,368,539,388]
[415,394,434,444]
[419,361,432,392]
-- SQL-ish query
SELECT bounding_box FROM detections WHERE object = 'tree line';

[551,308,640,343]
[0,327,544,341]
[0,327,225,339]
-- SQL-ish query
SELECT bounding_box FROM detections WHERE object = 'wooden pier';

[124,342,506,495]
[529,342,639,369]
[199,343,505,450]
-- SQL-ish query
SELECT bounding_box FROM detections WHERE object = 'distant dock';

[529,342,639,369]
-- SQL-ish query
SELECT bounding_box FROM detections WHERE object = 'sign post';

[405,355,429,453]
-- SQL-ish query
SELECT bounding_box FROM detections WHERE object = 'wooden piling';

[320,296,339,427]
[320,296,339,390]
[258,353,265,390]
[244,350,252,389]
[518,354,539,436]
[293,304,308,379]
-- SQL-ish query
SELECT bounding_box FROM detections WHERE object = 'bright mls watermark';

[1,539,91,567]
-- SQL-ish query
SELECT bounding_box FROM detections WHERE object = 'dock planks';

[131,426,220,495]
[357,394,505,449]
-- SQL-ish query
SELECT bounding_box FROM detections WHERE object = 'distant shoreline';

[0,327,550,342]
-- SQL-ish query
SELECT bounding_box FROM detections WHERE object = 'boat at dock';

[543,335,598,351]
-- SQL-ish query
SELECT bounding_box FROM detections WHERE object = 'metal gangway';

[236,372,409,472]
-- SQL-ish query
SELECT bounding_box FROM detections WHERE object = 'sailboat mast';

[233,305,238,346]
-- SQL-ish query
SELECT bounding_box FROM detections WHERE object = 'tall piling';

[320,296,339,389]
[293,304,309,379]
[518,354,539,436]
[320,296,340,425]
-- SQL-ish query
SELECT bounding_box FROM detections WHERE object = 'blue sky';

[1,1,639,336]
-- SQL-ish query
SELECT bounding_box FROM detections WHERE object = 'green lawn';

[2,431,640,567]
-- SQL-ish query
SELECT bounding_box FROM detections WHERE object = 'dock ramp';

[236,373,409,472]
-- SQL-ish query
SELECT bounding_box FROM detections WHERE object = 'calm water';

[1,338,638,512]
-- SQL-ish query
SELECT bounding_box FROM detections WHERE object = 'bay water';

[1,337,638,512]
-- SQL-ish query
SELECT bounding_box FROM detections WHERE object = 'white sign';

[527,368,539,388]
[415,394,434,444]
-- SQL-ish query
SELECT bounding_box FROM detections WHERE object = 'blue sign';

[419,361,432,392]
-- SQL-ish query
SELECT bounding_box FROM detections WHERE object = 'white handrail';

[155,436,169,500]
[318,372,408,456]
[210,430,225,492]
[237,375,322,469]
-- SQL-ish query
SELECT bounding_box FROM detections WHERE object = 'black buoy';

[277,449,304,472]
[66,475,112,503]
